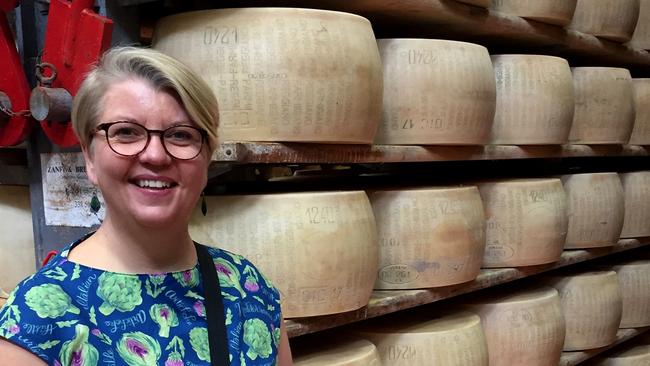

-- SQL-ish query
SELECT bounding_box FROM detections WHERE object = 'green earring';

[90,192,101,213]
[201,192,207,216]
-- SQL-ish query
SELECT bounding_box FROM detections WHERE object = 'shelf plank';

[213,142,649,164]
[286,238,650,338]
[0,148,28,186]
[560,327,650,366]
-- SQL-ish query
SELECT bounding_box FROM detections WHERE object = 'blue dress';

[0,237,282,366]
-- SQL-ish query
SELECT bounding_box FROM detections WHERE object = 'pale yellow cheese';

[455,0,492,8]
[153,8,382,144]
[369,187,485,289]
[490,55,574,145]
[611,261,650,328]
[293,337,381,366]
[188,191,378,318]
[464,287,565,366]
[561,173,624,248]
[569,67,635,144]
[0,186,35,297]
[594,342,650,365]
[490,0,577,26]
[569,0,641,42]
[621,171,650,238]
[375,39,496,145]
[356,311,488,365]
[628,0,650,49]
[628,79,650,145]
[546,271,623,351]
[478,179,568,267]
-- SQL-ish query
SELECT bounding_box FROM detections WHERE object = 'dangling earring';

[90,191,101,213]
[201,191,207,216]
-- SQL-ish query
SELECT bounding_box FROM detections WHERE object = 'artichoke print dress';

[0,238,282,366]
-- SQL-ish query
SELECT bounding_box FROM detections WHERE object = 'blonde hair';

[72,46,219,151]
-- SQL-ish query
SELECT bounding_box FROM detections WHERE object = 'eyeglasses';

[93,121,207,160]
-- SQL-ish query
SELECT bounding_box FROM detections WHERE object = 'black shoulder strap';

[195,243,230,366]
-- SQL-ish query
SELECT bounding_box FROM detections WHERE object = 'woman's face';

[82,78,210,229]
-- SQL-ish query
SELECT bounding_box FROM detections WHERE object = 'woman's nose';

[138,134,172,164]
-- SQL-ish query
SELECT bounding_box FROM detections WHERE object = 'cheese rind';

[464,287,566,366]
[153,8,382,143]
[611,261,650,328]
[454,0,492,8]
[546,271,623,351]
[0,186,35,297]
[628,0,650,49]
[356,311,489,365]
[478,179,568,267]
[628,79,650,145]
[490,0,577,26]
[561,173,624,248]
[375,39,496,145]
[569,67,635,144]
[594,342,650,365]
[569,0,641,42]
[620,171,650,238]
[369,187,486,289]
[293,337,381,366]
[490,55,574,145]
[188,191,378,318]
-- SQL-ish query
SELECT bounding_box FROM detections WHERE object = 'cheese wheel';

[546,271,623,351]
[188,191,378,318]
[569,0,641,42]
[628,79,650,145]
[454,0,492,8]
[490,55,574,145]
[611,261,650,328]
[464,287,565,366]
[490,0,577,26]
[561,173,624,248]
[0,186,35,297]
[628,0,650,49]
[375,39,496,145]
[369,187,485,289]
[478,179,568,267]
[153,8,382,144]
[569,67,635,144]
[293,337,381,366]
[621,171,650,238]
[594,342,650,365]
[356,311,488,365]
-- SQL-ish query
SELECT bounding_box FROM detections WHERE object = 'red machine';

[32,0,113,147]
[0,0,31,146]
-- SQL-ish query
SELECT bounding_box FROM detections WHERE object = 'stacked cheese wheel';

[376,39,496,145]
[628,0,650,49]
[369,187,485,289]
[629,79,650,145]
[293,337,381,366]
[356,311,489,365]
[620,171,650,238]
[569,67,635,144]
[478,179,568,267]
[546,271,623,350]
[153,8,382,144]
[561,173,625,248]
[464,287,565,366]
[490,55,574,145]
[594,339,650,365]
[569,0,641,42]
[188,191,378,318]
[610,260,650,328]
[454,0,492,8]
[0,186,35,299]
[490,0,577,26]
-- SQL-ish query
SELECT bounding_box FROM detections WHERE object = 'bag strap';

[195,243,230,366]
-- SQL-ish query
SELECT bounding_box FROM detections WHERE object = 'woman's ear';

[81,142,98,186]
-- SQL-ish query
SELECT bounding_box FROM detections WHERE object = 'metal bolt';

[29,86,73,122]
[0,92,11,124]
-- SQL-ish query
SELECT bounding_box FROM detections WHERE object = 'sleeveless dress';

[0,236,282,366]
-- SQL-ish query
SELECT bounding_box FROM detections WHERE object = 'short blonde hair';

[72,46,219,150]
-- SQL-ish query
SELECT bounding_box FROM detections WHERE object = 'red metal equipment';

[0,0,31,146]
[33,0,113,147]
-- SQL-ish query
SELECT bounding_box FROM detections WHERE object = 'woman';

[0,47,293,365]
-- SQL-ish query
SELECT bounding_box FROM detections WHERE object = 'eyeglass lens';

[105,122,204,160]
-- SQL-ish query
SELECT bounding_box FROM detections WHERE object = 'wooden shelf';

[212,142,649,164]
[560,327,650,366]
[286,238,650,338]
[0,148,28,186]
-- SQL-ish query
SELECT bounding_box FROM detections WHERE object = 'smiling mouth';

[132,179,178,190]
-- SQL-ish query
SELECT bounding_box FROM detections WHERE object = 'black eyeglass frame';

[92,121,209,161]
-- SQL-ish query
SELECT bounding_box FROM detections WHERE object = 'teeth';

[136,180,172,189]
